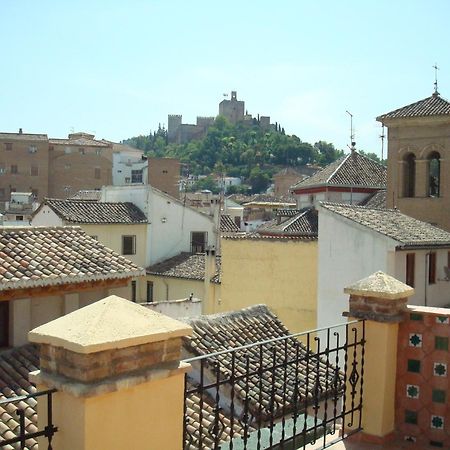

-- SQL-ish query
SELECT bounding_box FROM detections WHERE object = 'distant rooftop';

[377,93,450,121]
[320,202,450,248]
[36,199,147,224]
[0,131,47,141]
[292,151,386,191]
[147,252,221,283]
[49,132,111,148]
[69,190,102,201]
[258,207,318,237]
[220,214,240,233]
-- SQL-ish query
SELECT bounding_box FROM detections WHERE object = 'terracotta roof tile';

[183,305,343,422]
[147,252,221,283]
[0,345,39,449]
[220,214,240,233]
[258,208,318,237]
[320,203,450,248]
[359,190,387,209]
[292,151,386,190]
[37,199,147,224]
[377,93,450,121]
[0,227,144,291]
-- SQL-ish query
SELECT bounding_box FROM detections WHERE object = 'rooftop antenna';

[433,63,440,96]
[380,124,386,161]
[345,110,356,152]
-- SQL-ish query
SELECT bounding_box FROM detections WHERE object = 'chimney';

[18,128,23,134]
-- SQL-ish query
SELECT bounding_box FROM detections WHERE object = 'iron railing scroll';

[183,320,365,450]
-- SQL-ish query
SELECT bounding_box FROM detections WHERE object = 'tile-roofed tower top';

[377,92,450,122]
[292,151,386,191]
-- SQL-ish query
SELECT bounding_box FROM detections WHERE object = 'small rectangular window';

[79,148,85,155]
[30,165,38,176]
[5,143,12,151]
[94,168,101,179]
[191,231,207,253]
[131,169,143,183]
[429,252,436,284]
[10,165,18,174]
[122,235,136,255]
[406,253,415,287]
[147,281,154,303]
[15,215,23,221]
[28,145,37,154]
[64,147,72,154]
[131,280,137,302]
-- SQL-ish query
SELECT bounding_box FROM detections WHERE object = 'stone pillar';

[29,295,192,450]
[344,271,414,444]
[10,298,31,346]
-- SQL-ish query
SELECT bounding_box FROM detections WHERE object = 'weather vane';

[433,63,440,95]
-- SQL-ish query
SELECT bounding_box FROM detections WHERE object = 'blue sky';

[2,0,449,157]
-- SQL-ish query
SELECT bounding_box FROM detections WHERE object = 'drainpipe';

[204,246,216,311]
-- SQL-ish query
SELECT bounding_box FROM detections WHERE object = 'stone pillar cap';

[344,271,414,300]
[29,295,192,354]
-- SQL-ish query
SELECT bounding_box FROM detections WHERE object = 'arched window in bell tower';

[403,153,416,197]
[428,152,441,197]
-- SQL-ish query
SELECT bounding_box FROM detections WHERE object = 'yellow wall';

[219,238,318,333]
[80,223,147,268]
[38,372,185,450]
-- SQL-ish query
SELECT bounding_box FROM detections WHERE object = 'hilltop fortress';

[167,91,277,144]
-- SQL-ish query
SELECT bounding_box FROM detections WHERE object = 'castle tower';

[219,91,245,124]
[167,114,182,143]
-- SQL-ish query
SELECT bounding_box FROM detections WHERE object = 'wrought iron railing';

[0,389,58,449]
[183,320,365,450]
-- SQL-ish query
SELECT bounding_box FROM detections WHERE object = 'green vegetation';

[123,117,348,193]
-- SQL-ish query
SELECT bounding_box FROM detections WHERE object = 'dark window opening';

[5,143,12,151]
[429,252,436,284]
[131,169,143,183]
[147,281,154,303]
[191,231,207,253]
[406,253,415,287]
[428,152,440,197]
[403,153,416,198]
[131,280,137,302]
[94,167,101,179]
[10,165,18,174]
[0,302,9,348]
[122,235,136,255]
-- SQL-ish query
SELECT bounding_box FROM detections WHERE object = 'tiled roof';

[320,203,450,248]
[0,345,40,449]
[48,137,110,147]
[258,208,318,237]
[359,190,387,209]
[147,252,221,283]
[69,190,102,201]
[292,151,386,190]
[183,305,342,422]
[273,167,302,177]
[185,382,248,449]
[0,133,47,141]
[275,209,302,218]
[0,226,144,291]
[377,93,450,121]
[38,199,147,224]
[220,214,240,233]
[222,233,317,241]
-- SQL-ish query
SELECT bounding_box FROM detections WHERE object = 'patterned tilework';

[396,307,450,448]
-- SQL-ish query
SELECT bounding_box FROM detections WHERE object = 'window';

[406,253,415,287]
[96,149,102,156]
[403,153,416,197]
[64,164,71,170]
[5,143,12,151]
[10,165,18,174]
[15,215,23,221]
[191,231,207,253]
[31,189,38,198]
[234,216,241,228]
[428,152,440,197]
[122,235,136,255]
[429,252,436,284]
[28,145,37,154]
[0,164,5,174]
[30,165,38,176]
[131,169,143,183]
[162,169,168,174]
[64,147,72,154]
[125,177,131,183]
[147,281,154,303]
[79,148,85,155]
[131,280,137,302]
[94,168,101,179]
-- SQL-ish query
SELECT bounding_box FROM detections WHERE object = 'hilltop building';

[377,91,450,231]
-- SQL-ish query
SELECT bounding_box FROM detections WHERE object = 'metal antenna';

[433,63,440,95]
[346,110,356,151]
[380,124,386,161]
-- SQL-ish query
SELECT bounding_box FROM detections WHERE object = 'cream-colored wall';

[220,238,318,333]
[145,275,220,312]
